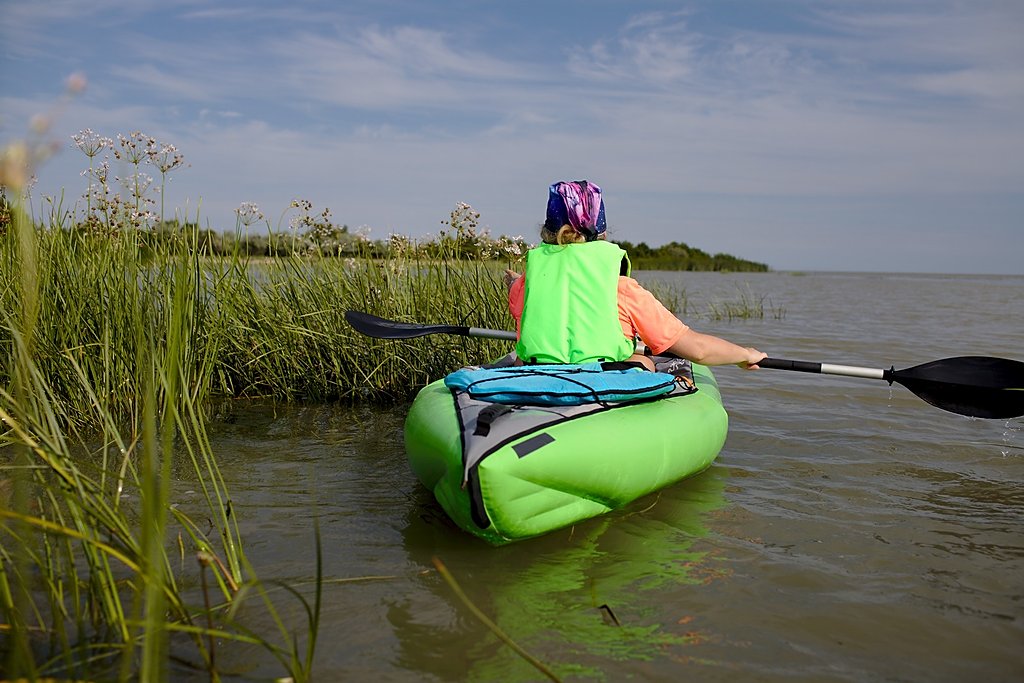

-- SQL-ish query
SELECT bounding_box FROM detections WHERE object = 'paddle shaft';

[345,310,1024,418]
[758,358,888,381]
[468,328,517,341]
[348,311,893,379]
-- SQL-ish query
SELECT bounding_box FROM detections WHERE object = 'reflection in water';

[393,468,729,681]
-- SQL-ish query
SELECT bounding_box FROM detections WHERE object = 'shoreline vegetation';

[0,121,777,681]
[2,196,770,274]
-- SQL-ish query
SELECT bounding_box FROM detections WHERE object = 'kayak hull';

[404,363,728,544]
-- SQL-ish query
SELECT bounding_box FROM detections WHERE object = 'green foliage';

[206,245,514,401]
[1,212,781,417]
[0,199,320,681]
[617,240,769,272]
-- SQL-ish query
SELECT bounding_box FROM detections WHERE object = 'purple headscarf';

[545,180,607,240]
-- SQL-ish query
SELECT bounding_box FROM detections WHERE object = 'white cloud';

[108,63,220,102]
[263,24,534,112]
[4,0,1022,273]
[913,67,1024,101]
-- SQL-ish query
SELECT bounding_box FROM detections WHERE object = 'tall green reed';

[705,283,786,321]
[207,210,517,402]
[0,193,318,680]
[0,186,519,680]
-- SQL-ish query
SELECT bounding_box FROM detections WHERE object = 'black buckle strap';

[473,403,514,436]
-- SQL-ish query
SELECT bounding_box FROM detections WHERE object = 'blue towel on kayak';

[443,363,678,406]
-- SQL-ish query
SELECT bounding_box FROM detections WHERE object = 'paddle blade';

[344,310,458,339]
[891,356,1024,419]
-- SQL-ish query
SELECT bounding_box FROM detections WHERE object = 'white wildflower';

[72,129,111,158]
[235,201,264,227]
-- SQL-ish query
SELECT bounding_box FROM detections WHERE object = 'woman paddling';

[506,179,767,371]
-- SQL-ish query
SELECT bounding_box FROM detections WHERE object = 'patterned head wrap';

[544,180,606,240]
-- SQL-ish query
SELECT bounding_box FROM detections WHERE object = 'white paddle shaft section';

[758,357,889,381]
[467,327,517,341]
[819,363,887,380]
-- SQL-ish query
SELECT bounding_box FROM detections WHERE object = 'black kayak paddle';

[344,310,1024,419]
[757,356,1024,420]
[345,310,517,341]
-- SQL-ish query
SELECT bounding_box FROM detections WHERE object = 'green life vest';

[516,241,635,364]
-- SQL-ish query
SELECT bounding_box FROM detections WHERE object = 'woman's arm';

[665,328,766,369]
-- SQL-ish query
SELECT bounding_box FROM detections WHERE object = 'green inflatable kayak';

[404,357,728,544]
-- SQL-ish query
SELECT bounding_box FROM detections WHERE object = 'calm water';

[191,271,1023,682]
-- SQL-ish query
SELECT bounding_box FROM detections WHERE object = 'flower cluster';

[71,128,112,159]
[430,202,528,264]
[280,198,353,254]
[441,202,484,239]
[71,129,188,233]
[114,131,156,166]
[483,234,526,261]
[234,202,265,228]
[388,232,411,256]
[287,198,315,232]
[152,143,186,177]
[306,206,341,246]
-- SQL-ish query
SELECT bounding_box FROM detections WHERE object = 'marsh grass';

[208,245,512,401]
[641,279,691,318]
[705,284,786,321]
[0,188,526,679]
[0,196,324,681]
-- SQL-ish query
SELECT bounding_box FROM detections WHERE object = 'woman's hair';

[541,224,587,245]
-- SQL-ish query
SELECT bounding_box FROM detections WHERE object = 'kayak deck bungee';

[404,355,729,544]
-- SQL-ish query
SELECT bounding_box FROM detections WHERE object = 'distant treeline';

[157,223,374,257]
[0,194,768,271]
[129,222,768,272]
[616,240,769,272]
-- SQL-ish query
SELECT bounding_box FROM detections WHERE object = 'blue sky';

[2,0,1022,274]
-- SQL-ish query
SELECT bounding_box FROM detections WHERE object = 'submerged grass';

[432,556,562,682]
[705,283,786,321]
